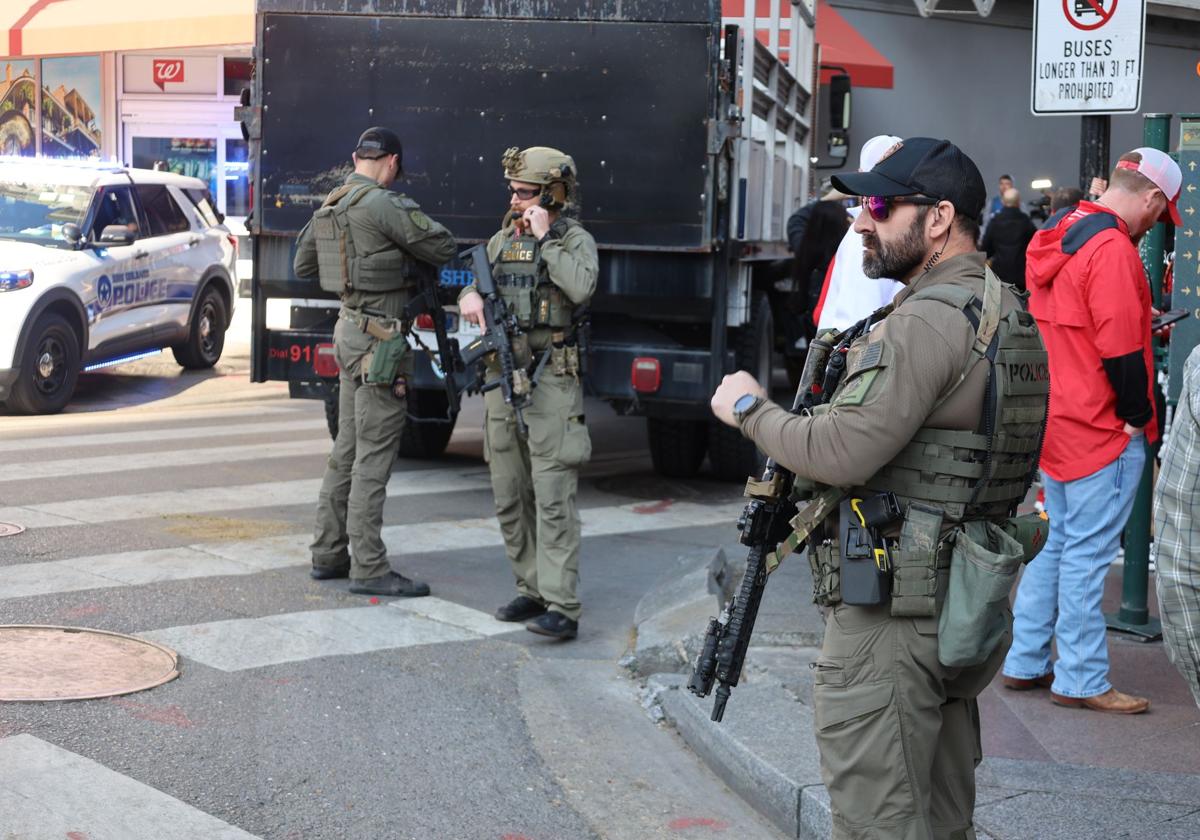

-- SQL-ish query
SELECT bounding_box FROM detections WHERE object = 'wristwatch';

[732,393,765,426]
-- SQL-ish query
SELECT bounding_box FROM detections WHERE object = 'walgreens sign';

[123,55,217,95]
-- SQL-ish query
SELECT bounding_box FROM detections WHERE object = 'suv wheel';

[8,312,80,414]
[172,285,227,369]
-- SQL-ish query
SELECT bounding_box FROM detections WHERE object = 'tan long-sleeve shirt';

[742,252,1024,487]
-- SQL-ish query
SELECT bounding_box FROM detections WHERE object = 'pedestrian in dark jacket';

[981,188,1036,289]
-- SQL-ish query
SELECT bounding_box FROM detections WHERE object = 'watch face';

[734,394,758,414]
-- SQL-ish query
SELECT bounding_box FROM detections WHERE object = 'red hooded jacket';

[1026,201,1157,482]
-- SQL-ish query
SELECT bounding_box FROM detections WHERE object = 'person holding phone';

[459,147,598,640]
[1003,148,1183,714]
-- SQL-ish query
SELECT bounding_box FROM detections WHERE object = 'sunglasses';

[862,195,941,222]
[508,185,542,200]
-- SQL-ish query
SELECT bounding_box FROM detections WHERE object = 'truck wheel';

[708,292,773,482]
[647,417,707,478]
[172,285,227,369]
[8,312,80,415]
[398,388,456,459]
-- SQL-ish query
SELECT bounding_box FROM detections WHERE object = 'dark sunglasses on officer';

[862,194,941,222]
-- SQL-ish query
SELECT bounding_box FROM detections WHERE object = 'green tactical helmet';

[502,146,576,185]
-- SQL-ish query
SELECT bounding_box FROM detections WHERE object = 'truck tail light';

[415,313,435,330]
[313,343,339,378]
[631,357,661,393]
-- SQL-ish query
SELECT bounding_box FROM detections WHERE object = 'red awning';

[817,0,893,89]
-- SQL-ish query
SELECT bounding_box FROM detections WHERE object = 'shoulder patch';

[409,210,432,231]
[851,341,884,374]
[387,193,419,209]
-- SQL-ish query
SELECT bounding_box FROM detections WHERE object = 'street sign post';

[1032,0,1146,115]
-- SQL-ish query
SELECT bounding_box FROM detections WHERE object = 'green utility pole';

[1106,113,1171,641]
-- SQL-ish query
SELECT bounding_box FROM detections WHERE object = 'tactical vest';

[312,183,413,296]
[491,218,578,349]
[857,271,1048,525]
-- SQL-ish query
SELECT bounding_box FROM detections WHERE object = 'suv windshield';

[0,178,91,248]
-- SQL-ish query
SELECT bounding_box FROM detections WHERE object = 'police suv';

[0,158,237,414]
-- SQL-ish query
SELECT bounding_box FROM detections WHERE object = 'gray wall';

[817,0,1200,206]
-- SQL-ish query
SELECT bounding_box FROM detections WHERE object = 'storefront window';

[225,138,249,217]
[223,58,252,98]
[0,61,37,156]
[131,137,218,197]
[40,56,101,158]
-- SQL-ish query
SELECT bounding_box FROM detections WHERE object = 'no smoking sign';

[1033,0,1145,114]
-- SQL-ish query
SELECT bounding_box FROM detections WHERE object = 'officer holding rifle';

[459,146,598,640]
[708,139,1048,839]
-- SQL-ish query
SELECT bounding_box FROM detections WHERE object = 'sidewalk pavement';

[633,546,1200,840]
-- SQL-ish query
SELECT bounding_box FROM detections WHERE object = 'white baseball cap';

[1116,147,1182,226]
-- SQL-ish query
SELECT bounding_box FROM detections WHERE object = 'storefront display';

[131,137,218,196]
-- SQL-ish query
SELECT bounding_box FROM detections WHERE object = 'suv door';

[133,183,199,342]
[83,184,153,355]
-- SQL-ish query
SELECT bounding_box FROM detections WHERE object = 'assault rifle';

[458,244,532,437]
[689,311,884,722]
[405,263,462,422]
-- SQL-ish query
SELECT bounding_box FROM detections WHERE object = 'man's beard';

[862,214,928,280]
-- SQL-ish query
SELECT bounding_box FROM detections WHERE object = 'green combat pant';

[811,573,1010,840]
[484,371,592,621]
[310,316,410,580]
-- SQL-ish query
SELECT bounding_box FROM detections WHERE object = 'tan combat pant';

[484,371,591,621]
[310,317,411,581]
[812,584,1010,840]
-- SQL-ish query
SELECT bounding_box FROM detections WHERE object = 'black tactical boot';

[310,562,351,580]
[495,595,548,622]
[348,572,430,597]
[526,611,578,640]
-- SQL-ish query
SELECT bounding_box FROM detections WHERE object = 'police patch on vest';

[500,243,536,262]
[409,210,432,231]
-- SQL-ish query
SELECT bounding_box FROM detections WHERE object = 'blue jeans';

[1004,437,1147,698]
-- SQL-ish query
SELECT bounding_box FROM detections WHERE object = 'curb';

[647,673,832,839]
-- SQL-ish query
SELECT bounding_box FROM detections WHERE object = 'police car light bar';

[83,349,162,372]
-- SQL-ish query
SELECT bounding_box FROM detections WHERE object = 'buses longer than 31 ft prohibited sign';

[1032,0,1146,115]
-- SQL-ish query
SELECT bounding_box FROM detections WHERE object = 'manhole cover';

[0,626,179,702]
[0,522,24,537]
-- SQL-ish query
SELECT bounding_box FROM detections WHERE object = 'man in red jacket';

[1002,148,1181,714]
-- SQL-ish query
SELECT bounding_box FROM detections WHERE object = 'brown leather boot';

[1051,688,1150,714]
[1002,672,1054,691]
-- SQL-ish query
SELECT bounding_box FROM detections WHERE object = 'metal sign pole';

[1105,112,1170,642]
[1079,114,1110,194]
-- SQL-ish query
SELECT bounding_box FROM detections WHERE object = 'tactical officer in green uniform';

[712,138,1048,839]
[459,146,598,639]
[294,127,456,597]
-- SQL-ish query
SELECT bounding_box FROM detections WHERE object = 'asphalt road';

[0,310,786,840]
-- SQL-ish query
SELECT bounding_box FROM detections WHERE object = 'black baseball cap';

[832,137,986,221]
[354,126,403,164]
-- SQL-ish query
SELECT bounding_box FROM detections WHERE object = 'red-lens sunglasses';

[862,195,941,222]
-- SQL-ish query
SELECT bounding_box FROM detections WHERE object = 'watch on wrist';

[733,393,765,425]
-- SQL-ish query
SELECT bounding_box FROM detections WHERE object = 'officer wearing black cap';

[711,138,1048,838]
[294,127,456,597]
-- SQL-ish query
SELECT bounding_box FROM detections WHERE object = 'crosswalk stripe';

[142,602,487,671]
[0,452,647,531]
[0,418,326,454]
[0,401,299,436]
[0,500,744,602]
[0,438,334,482]
[0,734,261,839]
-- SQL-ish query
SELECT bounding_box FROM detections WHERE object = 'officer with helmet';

[294,127,455,597]
[459,146,599,639]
